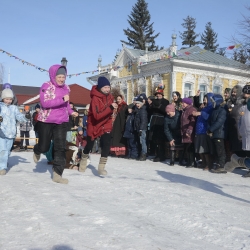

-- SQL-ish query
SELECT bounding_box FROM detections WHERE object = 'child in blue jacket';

[123,104,138,159]
[0,89,27,175]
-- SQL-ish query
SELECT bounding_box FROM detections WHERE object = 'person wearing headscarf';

[33,64,78,184]
[171,91,182,111]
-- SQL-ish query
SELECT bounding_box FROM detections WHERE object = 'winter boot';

[98,157,108,175]
[79,153,89,172]
[139,153,147,161]
[33,153,41,163]
[0,169,7,175]
[243,171,250,178]
[186,150,195,168]
[52,171,68,184]
[169,150,175,166]
[224,154,245,172]
[203,154,212,171]
[199,154,206,169]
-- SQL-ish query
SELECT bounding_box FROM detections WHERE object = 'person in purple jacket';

[33,64,78,184]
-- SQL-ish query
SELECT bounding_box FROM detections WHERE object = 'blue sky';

[0,0,249,89]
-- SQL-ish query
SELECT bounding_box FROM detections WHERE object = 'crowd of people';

[1,66,250,184]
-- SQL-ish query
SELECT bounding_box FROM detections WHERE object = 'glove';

[207,130,213,137]
[139,130,142,136]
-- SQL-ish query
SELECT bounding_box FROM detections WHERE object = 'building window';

[122,88,127,102]
[199,84,207,102]
[213,86,221,94]
[138,85,146,94]
[184,83,192,97]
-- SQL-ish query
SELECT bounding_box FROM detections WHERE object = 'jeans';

[140,130,147,155]
[127,137,138,158]
[20,131,30,146]
[0,137,13,170]
[244,158,250,169]
[34,121,67,176]
[84,133,111,157]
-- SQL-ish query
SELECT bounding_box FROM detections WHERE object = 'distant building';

[87,34,249,103]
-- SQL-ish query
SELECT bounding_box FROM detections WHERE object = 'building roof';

[20,83,91,106]
[11,85,40,95]
[176,46,243,68]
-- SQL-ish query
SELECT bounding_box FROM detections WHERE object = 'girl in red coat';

[79,77,117,175]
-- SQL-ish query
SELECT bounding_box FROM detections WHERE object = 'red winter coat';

[181,104,197,143]
[87,85,114,140]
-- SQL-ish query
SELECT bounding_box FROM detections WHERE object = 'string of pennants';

[0,44,246,78]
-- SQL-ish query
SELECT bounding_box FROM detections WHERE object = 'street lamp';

[61,57,68,67]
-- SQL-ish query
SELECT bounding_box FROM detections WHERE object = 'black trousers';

[84,133,111,158]
[20,131,30,146]
[213,138,226,167]
[34,121,67,176]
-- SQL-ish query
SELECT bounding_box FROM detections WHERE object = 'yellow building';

[88,34,249,102]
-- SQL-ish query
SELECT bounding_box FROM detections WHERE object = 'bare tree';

[232,6,250,68]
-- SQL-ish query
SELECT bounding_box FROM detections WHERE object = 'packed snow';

[1,151,250,250]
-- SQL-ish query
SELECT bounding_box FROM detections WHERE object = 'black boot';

[169,150,175,166]
[186,151,195,168]
[139,153,147,161]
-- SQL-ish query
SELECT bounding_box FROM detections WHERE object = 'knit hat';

[85,104,90,110]
[166,104,175,113]
[128,103,134,109]
[135,96,143,105]
[242,85,250,94]
[35,103,40,109]
[97,76,110,89]
[133,97,137,101]
[78,126,83,132]
[182,98,193,105]
[2,83,12,90]
[1,89,14,99]
[139,93,147,101]
[56,67,66,76]
[24,105,30,111]
[155,83,165,96]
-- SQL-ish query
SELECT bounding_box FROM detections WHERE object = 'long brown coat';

[181,105,197,143]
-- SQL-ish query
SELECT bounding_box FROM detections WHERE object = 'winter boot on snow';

[52,171,68,184]
[79,153,89,172]
[0,169,7,175]
[33,153,41,163]
[243,170,250,178]
[139,153,147,161]
[169,150,175,166]
[98,157,108,175]
[224,154,245,172]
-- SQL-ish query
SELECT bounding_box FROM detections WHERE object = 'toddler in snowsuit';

[0,89,27,175]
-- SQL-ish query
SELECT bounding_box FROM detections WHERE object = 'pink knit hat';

[165,104,175,113]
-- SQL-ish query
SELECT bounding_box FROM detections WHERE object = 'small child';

[0,89,27,175]
[134,96,148,161]
[123,103,138,159]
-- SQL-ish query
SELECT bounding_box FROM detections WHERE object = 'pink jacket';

[38,65,73,124]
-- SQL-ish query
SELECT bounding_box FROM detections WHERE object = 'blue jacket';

[195,93,214,135]
[0,102,27,138]
[83,115,88,137]
[123,113,135,139]
[134,105,148,131]
[208,94,227,139]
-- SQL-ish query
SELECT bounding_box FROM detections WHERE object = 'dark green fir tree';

[121,0,163,51]
[179,15,200,48]
[200,22,219,52]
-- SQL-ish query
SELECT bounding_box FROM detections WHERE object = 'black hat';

[128,103,134,109]
[97,76,110,89]
[135,96,144,105]
[35,104,40,109]
[242,85,250,94]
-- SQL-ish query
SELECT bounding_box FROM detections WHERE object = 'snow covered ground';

[1,152,250,250]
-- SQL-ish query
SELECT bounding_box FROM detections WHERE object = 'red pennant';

[185,52,191,55]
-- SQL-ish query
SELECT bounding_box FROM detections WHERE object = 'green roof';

[176,46,243,68]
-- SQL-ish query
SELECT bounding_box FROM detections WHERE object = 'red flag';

[185,52,191,55]
[227,45,235,50]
